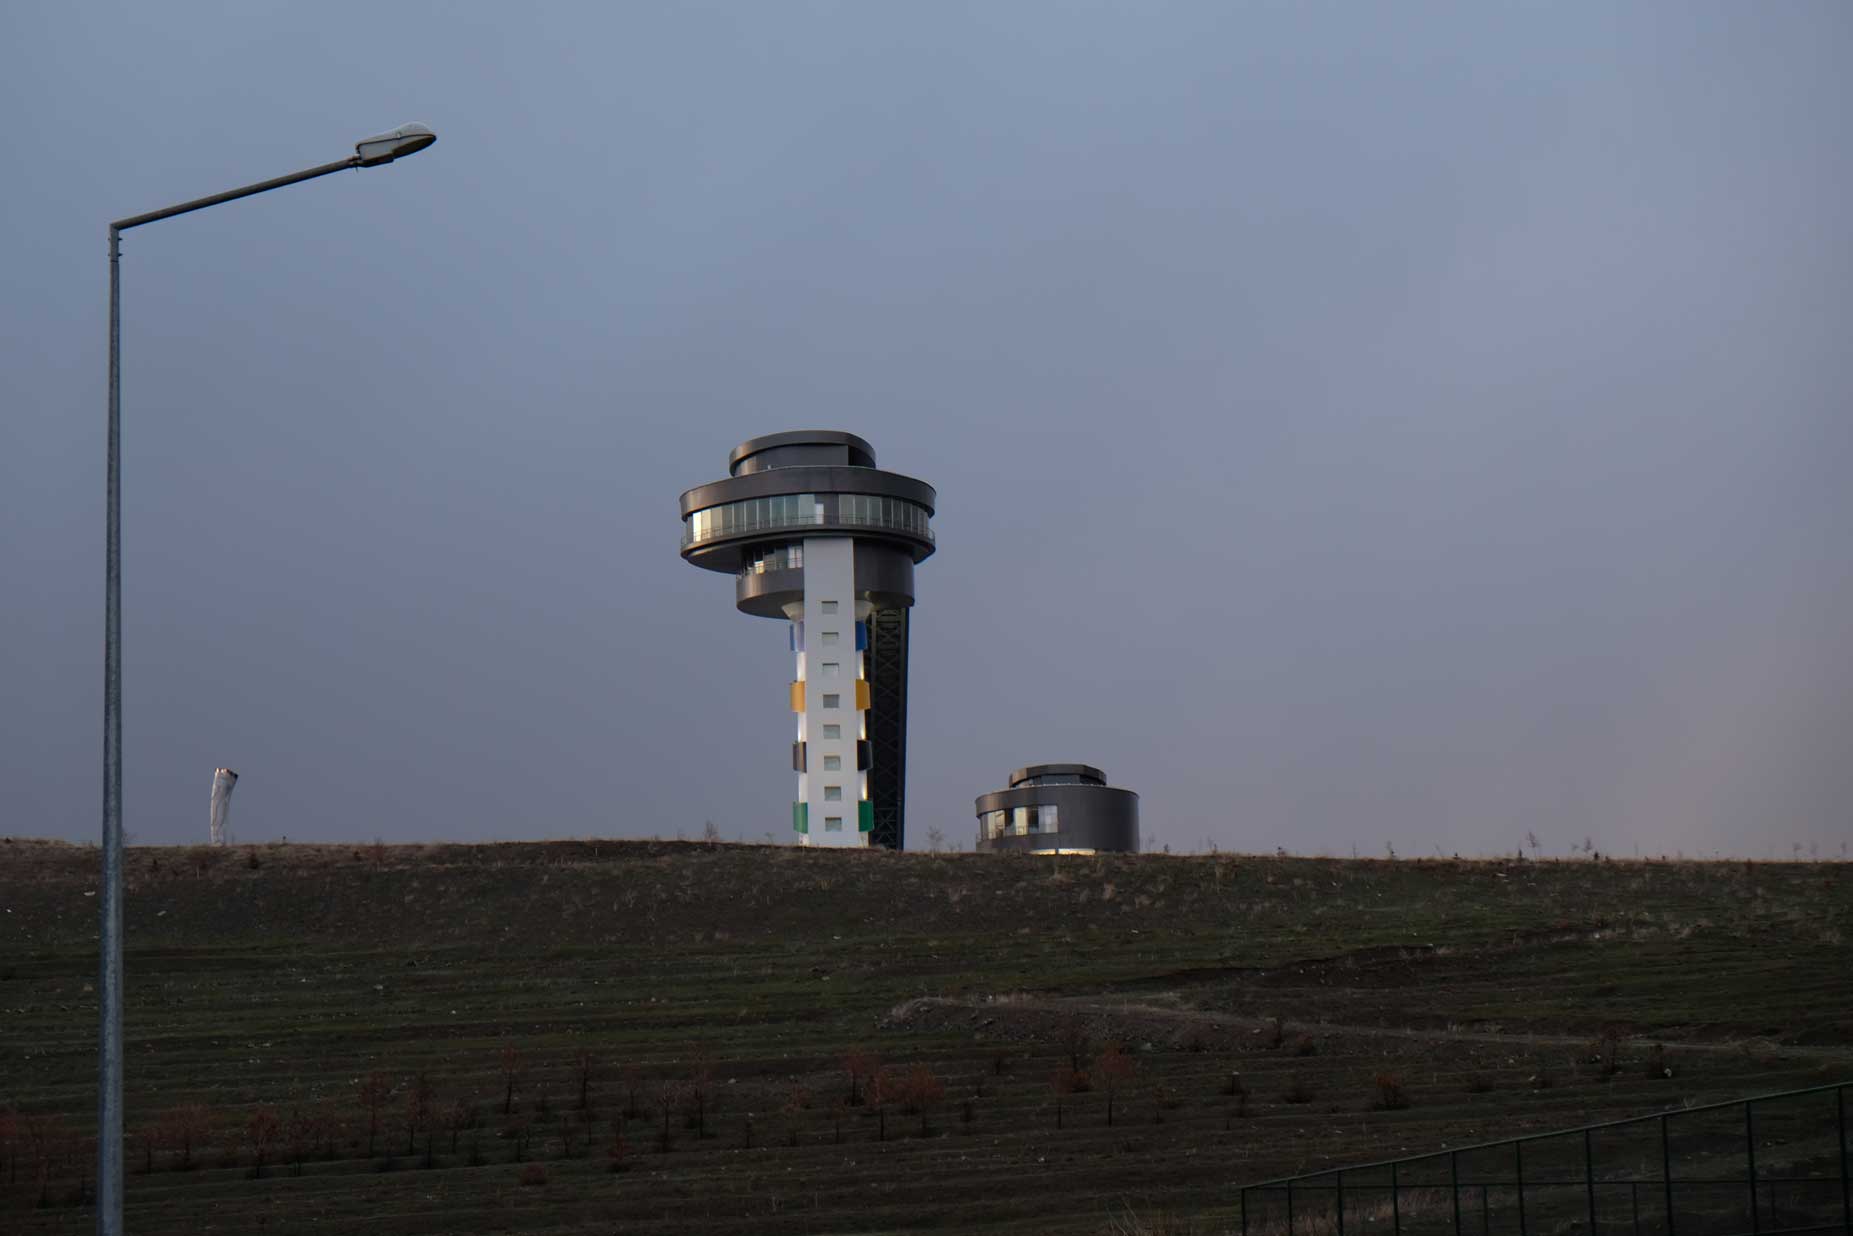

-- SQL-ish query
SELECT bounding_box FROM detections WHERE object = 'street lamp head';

[354,123,436,167]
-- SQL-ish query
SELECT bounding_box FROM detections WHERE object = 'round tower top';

[729,430,877,475]
[1009,764,1108,787]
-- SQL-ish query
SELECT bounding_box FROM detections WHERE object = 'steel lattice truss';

[866,607,909,851]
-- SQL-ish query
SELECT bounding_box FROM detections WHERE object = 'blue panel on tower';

[855,622,867,651]
[790,622,804,652]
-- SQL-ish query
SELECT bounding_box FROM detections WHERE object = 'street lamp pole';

[98,123,434,1236]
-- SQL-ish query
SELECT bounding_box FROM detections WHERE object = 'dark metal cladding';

[867,608,910,851]
[853,542,917,611]
[728,430,877,475]
[734,562,805,620]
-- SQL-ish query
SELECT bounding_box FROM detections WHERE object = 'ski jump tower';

[679,432,937,848]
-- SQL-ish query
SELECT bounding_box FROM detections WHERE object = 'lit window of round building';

[974,764,1139,855]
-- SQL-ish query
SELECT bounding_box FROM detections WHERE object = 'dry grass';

[1,839,1847,1234]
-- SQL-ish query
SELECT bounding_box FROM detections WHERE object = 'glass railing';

[683,502,934,549]
[835,505,936,544]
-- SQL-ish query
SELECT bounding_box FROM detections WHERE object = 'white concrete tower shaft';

[789,537,872,846]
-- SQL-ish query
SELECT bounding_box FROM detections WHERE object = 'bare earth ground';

[1,839,1848,1234]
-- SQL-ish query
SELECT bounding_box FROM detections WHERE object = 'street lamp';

[99,123,435,1236]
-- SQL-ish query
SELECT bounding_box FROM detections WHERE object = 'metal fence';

[1240,1083,1851,1236]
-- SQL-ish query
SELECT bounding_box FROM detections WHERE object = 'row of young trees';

[836,1049,947,1139]
[7,1034,1165,1209]
[0,1107,95,1209]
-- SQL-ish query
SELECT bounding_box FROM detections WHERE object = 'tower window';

[820,600,838,614]
[822,724,841,739]
[824,785,843,802]
[822,694,840,709]
[824,816,843,831]
[821,662,840,676]
[823,755,841,771]
[820,631,839,646]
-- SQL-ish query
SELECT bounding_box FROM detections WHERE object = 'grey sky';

[3,2,1848,858]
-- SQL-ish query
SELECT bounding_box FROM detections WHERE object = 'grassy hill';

[3,839,1848,1234]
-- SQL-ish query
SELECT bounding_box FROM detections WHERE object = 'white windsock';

[209,768,239,846]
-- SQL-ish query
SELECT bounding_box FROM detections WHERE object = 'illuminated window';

[1040,804,1059,834]
[823,755,841,771]
[1012,807,1030,836]
[822,694,840,709]
[742,543,807,577]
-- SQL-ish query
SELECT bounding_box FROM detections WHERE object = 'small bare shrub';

[1590,1027,1621,1077]
[653,1080,681,1152]
[1062,1018,1093,1071]
[242,1107,280,1178]
[357,1072,392,1157]
[842,1048,877,1107]
[1282,1076,1314,1104]
[1292,1035,1318,1057]
[518,1162,547,1187]
[903,1064,945,1136]
[498,1045,522,1115]
[1373,1073,1409,1110]
[159,1104,211,1171]
[574,1049,597,1112]
[504,1112,535,1162]
[1096,1043,1135,1128]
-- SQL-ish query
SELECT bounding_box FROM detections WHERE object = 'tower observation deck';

[678,431,936,849]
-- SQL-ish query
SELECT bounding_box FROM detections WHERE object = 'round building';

[974,764,1140,855]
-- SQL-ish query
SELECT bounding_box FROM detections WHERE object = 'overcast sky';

[4,2,1849,858]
